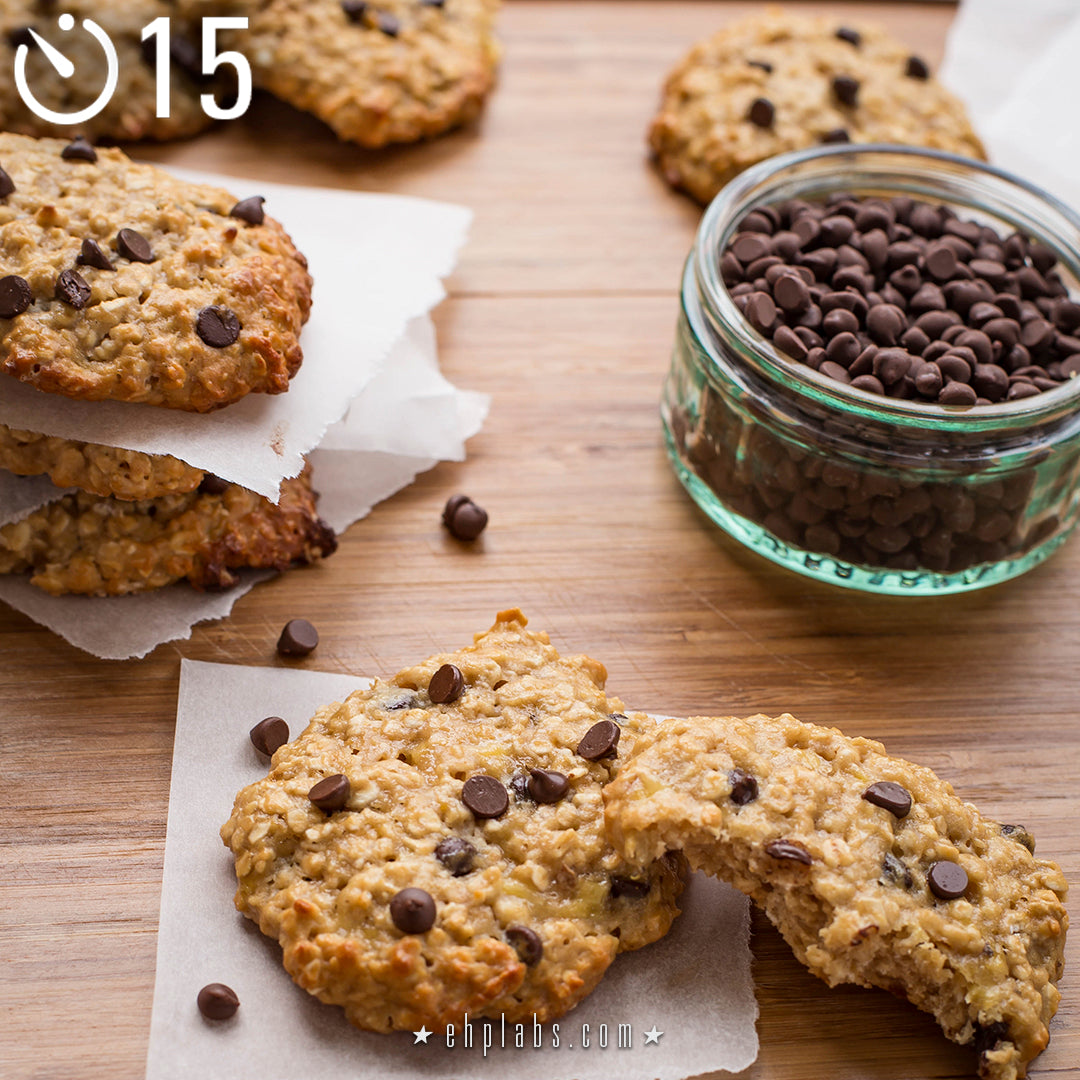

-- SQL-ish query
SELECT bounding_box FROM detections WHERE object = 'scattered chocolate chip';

[0,166,13,198]
[435,837,476,875]
[461,774,508,819]
[906,55,930,80]
[610,875,651,900]
[198,474,230,495]
[7,26,36,49]
[729,768,758,805]
[748,97,775,128]
[831,75,860,108]
[77,238,114,271]
[341,0,367,21]
[928,859,969,900]
[862,781,912,818]
[277,618,319,656]
[0,275,32,318]
[748,59,773,74]
[54,268,90,309]
[835,26,861,47]
[196,306,241,348]
[506,925,543,965]
[1000,824,1036,854]
[376,12,400,35]
[428,663,465,704]
[197,983,239,1020]
[576,719,620,761]
[973,1021,1010,1058]
[309,773,350,812]
[61,136,97,163]
[116,228,154,263]
[821,128,850,144]
[765,839,812,865]
[390,887,436,933]
[250,716,289,756]
[230,196,266,225]
[443,494,488,541]
[527,769,569,804]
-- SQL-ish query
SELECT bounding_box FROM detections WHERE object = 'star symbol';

[643,1025,664,1045]
[413,1026,432,1044]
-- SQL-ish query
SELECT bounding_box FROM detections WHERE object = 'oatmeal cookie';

[221,610,685,1032]
[178,0,500,146]
[651,8,985,204]
[0,464,335,594]
[604,713,1068,1080]
[0,0,216,142]
[0,423,205,500]
[0,132,311,411]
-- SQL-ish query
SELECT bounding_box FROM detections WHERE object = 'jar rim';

[692,144,1080,433]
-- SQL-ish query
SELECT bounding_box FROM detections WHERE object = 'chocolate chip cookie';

[0,0,216,142]
[0,423,206,501]
[221,610,684,1032]
[604,712,1068,1080]
[177,0,499,146]
[651,9,984,204]
[0,133,311,411]
[0,465,335,594]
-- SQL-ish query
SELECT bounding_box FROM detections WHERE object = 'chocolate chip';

[764,839,812,864]
[309,773,350,812]
[0,275,32,318]
[576,719,620,761]
[435,837,476,875]
[77,238,114,271]
[509,773,531,802]
[862,781,912,818]
[462,774,508,819]
[390,887,436,933]
[196,306,241,348]
[527,769,569,804]
[729,768,758,805]
[748,98,775,128]
[610,875,651,900]
[197,983,239,1020]
[906,55,930,80]
[230,196,266,225]
[0,167,13,198]
[938,381,977,406]
[428,663,465,704]
[821,128,850,145]
[277,618,319,656]
[1000,824,1036,854]
[443,494,488,541]
[250,716,289,756]
[7,26,35,49]
[376,12,400,35]
[832,75,860,107]
[116,228,154,263]
[54,269,90,309]
[198,474,230,495]
[341,0,367,21]
[880,852,913,889]
[61,136,97,163]
[973,1021,1010,1058]
[835,27,861,47]
[506,925,543,965]
[748,60,773,74]
[928,859,968,899]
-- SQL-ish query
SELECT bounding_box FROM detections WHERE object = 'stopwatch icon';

[14,14,119,125]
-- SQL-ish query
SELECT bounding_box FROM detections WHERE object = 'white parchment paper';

[0,171,472,500]
[0,317,488,659]
[146,661,758,1080]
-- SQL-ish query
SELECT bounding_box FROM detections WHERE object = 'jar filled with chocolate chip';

[663,146,1080,593]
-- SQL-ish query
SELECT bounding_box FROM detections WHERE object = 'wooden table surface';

[2,3,1076,1079]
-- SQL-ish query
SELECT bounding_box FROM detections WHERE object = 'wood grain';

[1,4,1075,1079]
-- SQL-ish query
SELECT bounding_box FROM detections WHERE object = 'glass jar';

[662,145,1080,594]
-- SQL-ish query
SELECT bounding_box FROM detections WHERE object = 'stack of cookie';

[0,132,337,596]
